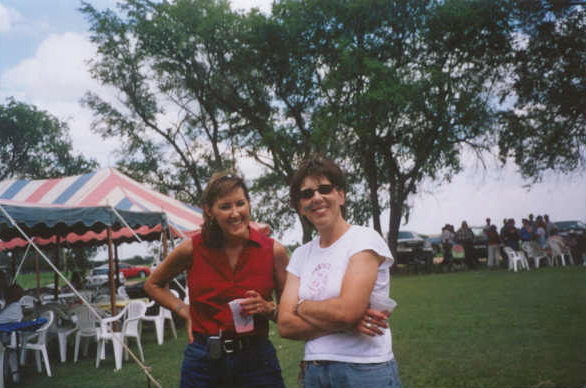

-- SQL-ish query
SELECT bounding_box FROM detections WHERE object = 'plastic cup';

[369,294,397,314]
[228,299,254,333]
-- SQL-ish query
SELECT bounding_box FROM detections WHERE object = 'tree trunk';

[387,194,404,261]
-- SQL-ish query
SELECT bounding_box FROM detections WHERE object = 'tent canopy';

[0,201,167,247]
[0,168,204,237]
[0,168,269,251]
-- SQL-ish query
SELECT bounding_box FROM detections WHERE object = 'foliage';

[0,98,98,181]
[271,0,514,249]
[499,1,586,180]
[79,0,584,249]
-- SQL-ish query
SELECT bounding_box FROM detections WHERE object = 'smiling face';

[297,175,345,231]
[205,187,250,242]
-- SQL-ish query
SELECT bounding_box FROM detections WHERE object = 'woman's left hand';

[356,308,389,336]
[241,290,271,317]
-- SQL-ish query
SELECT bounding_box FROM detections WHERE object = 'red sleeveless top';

[187,227,275,337]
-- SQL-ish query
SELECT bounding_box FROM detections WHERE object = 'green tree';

[0,98,98,180]
[81,0,334,241]
[271,0,514,251]
[499,0,586,179]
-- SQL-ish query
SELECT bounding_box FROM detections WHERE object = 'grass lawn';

[17,266,586,388]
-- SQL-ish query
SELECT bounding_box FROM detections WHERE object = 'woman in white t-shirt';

[278,157,402,388]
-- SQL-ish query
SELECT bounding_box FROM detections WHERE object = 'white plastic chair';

[46,313,77,363]
[141,300,166,345]
[73,306,100,363]
[521,241,549,268]
[96,300,147,369]
[503,247,529,272]
[547,238,572,266]
[117,286,129,300]
[141,298,177,346]
[19,311,54,377]
[18,295,38,310]
[0,335,19,387]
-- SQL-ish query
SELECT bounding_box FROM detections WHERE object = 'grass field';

[17,266,586,388]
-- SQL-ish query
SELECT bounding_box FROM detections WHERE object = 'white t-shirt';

[0,302,23,325]
[287,225,395,363]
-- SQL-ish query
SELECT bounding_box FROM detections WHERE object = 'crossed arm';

[277,249,387,340]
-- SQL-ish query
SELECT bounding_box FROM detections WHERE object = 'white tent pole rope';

[13,243,32,283]
[0,204,163,388]
[109,206,143,243]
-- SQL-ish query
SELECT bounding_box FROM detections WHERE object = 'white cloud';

[1,32,98,101]
[0,2,19,32]
[0,31,119,166]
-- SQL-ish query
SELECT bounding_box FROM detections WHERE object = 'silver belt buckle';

[222,339,235,354]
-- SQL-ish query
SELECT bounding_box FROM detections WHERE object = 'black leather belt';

[193,332,263,354]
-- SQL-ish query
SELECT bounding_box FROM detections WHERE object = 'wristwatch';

[294,299,305,315]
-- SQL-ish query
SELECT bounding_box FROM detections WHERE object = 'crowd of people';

[440,214,585,270]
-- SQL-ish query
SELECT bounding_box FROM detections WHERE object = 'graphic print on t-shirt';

[308,262,331,300]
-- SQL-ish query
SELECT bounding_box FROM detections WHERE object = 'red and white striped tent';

[0,168,269,251]
[0,168,203,239]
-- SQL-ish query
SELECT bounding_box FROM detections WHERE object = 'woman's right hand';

[177,304,193,343]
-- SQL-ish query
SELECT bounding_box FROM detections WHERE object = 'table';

[0,318,47,387]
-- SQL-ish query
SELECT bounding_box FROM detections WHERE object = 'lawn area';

[18,266,585,388]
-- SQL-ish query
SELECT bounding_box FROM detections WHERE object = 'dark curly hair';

[289,156,347,216]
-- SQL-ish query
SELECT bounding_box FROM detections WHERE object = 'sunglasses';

[299,184,336,200]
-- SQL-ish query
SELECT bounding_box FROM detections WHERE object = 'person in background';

[0,270,10,307]
[0,283,23,325]
[0,283,24,384]
[278,157,401,388]
[519,218,534,243]
[534,216,547,248]
[441,224,455,269]
[544,214,556,238]
[486,225,502,268]
[502,219,520,251]
[483,218,492,234]
[455,221,476,269]
[144,172,287,388]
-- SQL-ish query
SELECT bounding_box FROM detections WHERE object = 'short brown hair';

[289,157,347,213]
[201,172,250,248]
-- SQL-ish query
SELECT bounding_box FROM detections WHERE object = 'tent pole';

[53,236,60,301]
[10,251,16,280]
[35,250,41,300]
[115,243,120,287]
[162,226,168,259]
[107,227,118,322]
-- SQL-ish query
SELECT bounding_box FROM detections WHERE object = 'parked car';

[86,266,126,287]
[117,262,151,279]
[124,272,186,300]
[553,220,586,237]
[425,235,442,255]
[396,231,435,266]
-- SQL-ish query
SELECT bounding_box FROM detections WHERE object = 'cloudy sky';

[1,0,584,249]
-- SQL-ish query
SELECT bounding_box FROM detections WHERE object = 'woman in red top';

[145,172,288,388]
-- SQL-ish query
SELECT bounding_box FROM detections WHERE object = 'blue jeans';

[303,359,402,388]
[180,338,285,388]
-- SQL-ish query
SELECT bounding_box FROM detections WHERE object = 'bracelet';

[293,299,305,315]
[173,302,186,314]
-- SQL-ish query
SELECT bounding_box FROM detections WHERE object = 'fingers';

[186,318,194,343]
[358,312,388,336]
[239,293,266,316]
